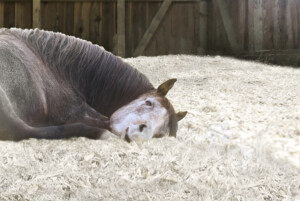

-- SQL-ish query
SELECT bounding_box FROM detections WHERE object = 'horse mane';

[7,28,154,116]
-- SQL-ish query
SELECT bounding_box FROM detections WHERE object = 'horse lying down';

[0,28,186,142]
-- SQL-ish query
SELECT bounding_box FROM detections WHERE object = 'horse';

[0,28,186,142]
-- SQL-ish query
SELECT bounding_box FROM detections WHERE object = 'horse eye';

[145,100,152,106]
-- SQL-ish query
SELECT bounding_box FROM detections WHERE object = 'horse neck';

[15,28,154,116]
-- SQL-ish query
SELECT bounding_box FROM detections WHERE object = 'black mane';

[9,28,154,116]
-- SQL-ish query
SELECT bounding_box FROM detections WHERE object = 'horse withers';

[0,28,186,141]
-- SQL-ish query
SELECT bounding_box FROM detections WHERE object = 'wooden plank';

[99,2,103,45]
[63,2,74,35]
[0,2,4,27]
[206,0,215,52]
[298,1,300,48]
[116,0,125,57]
[263,0,273,49]
[272,0,280,49]
[142,2,160,55]
[73,2,83,38]
[52,2,65,32]
[125,1,132,56]
[41,2,55,30]
[89,2,101,45]
[167,2,177,54]
[141,1,162,55]
[157,1,171,54]
[112,2,117,53]
[82,2,90,40]
[101,2,116,52]
[215,0,229,52]
[133,0,172,57]
[279,0,288,49]
[145,2,197,55]
[286,0,293,49]
[32,0,41,28]
[198,0,207,54]
[185,3,195,54]
[132,2,148,51]
[73,2,90,39]
[4,2,15,27]
[248,0,254,53]
[15,2,25,28]
[179,3,187,53]
[213,0,240,52]
[193,1,199,53]
[238,0,246,50]
[253,0,263,51]
[291,0,298,49]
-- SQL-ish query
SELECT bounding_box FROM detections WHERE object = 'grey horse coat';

[0,28,155,140]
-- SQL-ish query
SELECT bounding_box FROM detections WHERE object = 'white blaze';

[110,96,170,141]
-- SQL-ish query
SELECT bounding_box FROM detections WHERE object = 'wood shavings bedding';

[0,55,299,200]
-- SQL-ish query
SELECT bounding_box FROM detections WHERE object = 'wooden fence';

[207,0,300,66]
[0,0,299,66]
[207,0,300,53]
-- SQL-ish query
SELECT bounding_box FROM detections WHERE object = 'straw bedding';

[0,55,299,200]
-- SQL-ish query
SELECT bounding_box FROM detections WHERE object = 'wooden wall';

[0,0,32,29]
[0,0,199,57]
[0,0,299,66]
[207,0,300,53]
[41,1,118,52]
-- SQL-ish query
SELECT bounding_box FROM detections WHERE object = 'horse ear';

[157,79,177,97]
[176,111,187,121]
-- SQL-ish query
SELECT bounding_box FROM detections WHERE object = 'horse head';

[110,79,187,142]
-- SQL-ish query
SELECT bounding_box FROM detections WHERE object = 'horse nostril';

[139,124,147,132]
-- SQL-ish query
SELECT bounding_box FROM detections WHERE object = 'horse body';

[0,28,186,141]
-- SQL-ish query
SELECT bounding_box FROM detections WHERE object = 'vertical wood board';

[286,0,292,48]
[0,3,4,27]
[33,0,41,28]
[279,0,288,49]
[263,0,274,49]
[98,2,103,45]
[133,0,172,56]
[101,2,116,52]
[116,0,125,57]
[89,2,101,45]
[82,2,91,40]
[125,1,133,56]
[273,0,280,49]
[63,2,74,36]
[15,1,32,29]
[4,3,15,28]
[214,0,240,51]
[145,2,198,56]
[133,1,160,56]
[238,0,246,50]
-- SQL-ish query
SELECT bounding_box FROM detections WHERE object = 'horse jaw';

[109,95,170,142]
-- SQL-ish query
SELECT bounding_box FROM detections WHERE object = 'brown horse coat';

[0,28,158,140]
